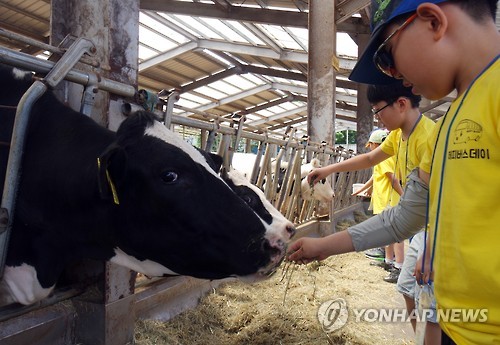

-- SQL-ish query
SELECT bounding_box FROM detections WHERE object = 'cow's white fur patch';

[1,264,54,305]
[299,158,334,202]
[111,248,179,277]
[145,123,221,180]
[12,67,32,80]
[226,169,286,221]
[226,169,293,250]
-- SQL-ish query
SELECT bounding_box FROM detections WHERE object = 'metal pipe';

[0,28,100,68]
[0,47,136,98]
[0,81,47,276]
[123,101,338,155]
[163,91,179,129]
[174,104,263,133]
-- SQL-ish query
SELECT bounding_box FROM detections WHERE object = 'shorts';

[396,231,425,298]
[396,231,438,323]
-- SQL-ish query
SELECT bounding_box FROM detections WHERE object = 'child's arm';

[348,168,428,250]
[287,230,355,263]
[307,147,390,185]
[288,168,429,264]
[352,177,373,196]
[385,172,404,195]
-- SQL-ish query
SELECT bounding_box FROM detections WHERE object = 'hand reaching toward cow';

[306,166,332,186]
[287,231,356,265]
[286,237,333,264]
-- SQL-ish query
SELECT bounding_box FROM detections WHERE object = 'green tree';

[335,130,356,144]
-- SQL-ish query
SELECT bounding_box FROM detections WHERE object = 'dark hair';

[449,0,498,21]
[367,80,422,108]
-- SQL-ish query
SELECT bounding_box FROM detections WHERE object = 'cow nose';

[286,225,296,238]
[263,238,285,258]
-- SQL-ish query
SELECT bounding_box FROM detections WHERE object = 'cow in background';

[0,64,294,306]
[232,153,334,203]
[231,152,288,187]
[299,158,335,202]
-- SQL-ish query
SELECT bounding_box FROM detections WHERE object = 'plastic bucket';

[352,183,364,195]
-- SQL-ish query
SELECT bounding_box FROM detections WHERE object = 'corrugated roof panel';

[138,74,175,92]
[0,0,371,133]
[139,44,160,60]
[140,67,187,89]
[177,52,224,73]
[257,24,304,50]
[224,74,263,89]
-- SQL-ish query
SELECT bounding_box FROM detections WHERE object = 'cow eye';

[321,179,326,184]
[161,171,178,184]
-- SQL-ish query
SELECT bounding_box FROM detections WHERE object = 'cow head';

[300,158,335,202]
[220,167,296,279]
[301,177,335,202]
[98,112,292,281]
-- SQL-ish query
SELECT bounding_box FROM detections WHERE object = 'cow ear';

[97,143,127,205]
[220,166,230,180]
[207,153,223,173]
[194,147,223,173]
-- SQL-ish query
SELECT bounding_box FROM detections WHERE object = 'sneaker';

[370,260,394,271]
[364,247,385,260]
[383,267,401,283]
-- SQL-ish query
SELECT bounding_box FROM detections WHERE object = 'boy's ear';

[396,97,410,111]
[416,3,448,40]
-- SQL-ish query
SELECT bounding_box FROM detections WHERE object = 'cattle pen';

[0,8,376,345]
[0,49,371,345]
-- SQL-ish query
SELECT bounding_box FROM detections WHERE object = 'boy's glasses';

[371,101,393,116]
[373,13,418,78]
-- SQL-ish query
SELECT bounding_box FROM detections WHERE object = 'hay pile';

[135,213,414,345]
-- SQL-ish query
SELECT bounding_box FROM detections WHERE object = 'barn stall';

[0,0,454,344]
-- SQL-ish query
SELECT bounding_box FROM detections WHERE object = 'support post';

[307,0,336,148]
[51,0,139,126]
[354,33,373,154]
[307,0,336,219]
[49,1,139,344]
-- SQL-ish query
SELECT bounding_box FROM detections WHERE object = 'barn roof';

[1,0,495,138]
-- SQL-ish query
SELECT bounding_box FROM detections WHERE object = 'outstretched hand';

[286,237,328,264]
[307,167,330,186]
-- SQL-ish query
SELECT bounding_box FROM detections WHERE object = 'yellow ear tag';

[97,157,120,205]
[106,169,120,205]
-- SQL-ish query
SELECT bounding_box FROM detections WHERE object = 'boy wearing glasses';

[288,0,500,344]
[304,80,436,334]
[304,80,433,195]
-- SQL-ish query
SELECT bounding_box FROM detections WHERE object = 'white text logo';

[317,298,349,332]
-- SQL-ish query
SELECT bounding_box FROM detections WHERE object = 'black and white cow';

[0,64,295,306]
[232,153,334,203]
[299,158,335,202]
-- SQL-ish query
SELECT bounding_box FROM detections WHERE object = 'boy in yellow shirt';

[288,1,500,344]
[353,129,403,283]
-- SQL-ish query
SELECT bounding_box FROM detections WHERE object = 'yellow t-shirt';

[371,156,400,214]
[420,57,500,344]
[380,115,435,186]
